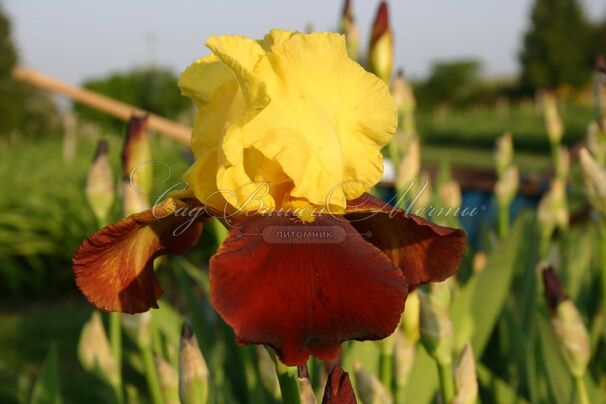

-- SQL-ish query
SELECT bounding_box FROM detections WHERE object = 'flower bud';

[121,312,152,348]
[537,178,569,239]
[394,331,416,391]
[472,251,487,274]
[122,114,152,216]
[257,346,280,399]
[555,147,570,180]
[439,180,462,210]
[298,374,317,404]
[544,92,564,145]
[391,70,416,136]
[322,366,356,404]
[340,0,360,61]
[452,343,478,404]
[400,290,420,343]
[78,311,119,386]
[587,121,606,165]
[353,362,393,404]
[419,283,453,365]
[396,136,420,189]
[542,267,590,377]
[413,171,433,214]
[179,323,209,404]
[368,1,394,83]
[85,140,115,225]
[579,148,606,214]
[494,132,513,176]
[494,165,519,207]
[155,356,180,404]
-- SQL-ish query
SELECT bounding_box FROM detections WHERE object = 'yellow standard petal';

[179,30,396,217]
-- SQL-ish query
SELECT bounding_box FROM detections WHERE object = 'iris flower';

[73,29,466,366]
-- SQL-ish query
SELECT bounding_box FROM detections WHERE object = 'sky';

[3,0,606,85]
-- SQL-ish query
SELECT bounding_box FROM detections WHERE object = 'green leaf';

[29,342,61,404]
[452,212,530,354]
[477,363,529,404]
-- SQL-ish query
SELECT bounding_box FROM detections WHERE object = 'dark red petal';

[209,214,407,366]
[73,198,205,313]
[345,193,467,288]
[322,366,357,404]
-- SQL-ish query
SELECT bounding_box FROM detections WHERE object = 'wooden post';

[12,66,191,145]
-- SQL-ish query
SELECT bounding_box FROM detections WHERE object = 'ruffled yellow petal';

[258,29,295,51]
[242,32,396,208]
[180,30,396,217]
[179,54,233,107]
[205,35,270,124]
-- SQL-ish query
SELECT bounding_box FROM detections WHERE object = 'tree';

[0,2,23,135]
[520,0,592,91]
[75,67,191,132]
[417,59,484,107]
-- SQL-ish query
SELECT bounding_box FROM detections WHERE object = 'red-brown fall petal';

[322,365,357,404]
[209,214,407,366]
[345,193,466,288]
[73,198,205,313]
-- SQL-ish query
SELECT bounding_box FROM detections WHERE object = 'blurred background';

[1,0,606,403]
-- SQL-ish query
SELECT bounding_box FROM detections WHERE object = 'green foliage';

[0,2,24,136]
[416,60,483,107]
[29,343,62,404]
[520,0,592,91]
[74,67,191,132]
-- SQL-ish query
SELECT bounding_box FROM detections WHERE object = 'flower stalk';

[267,348,301,404]
[419,283,455,403]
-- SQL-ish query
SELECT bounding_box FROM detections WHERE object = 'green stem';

[379,351,393,392]
[498,205,509,239]
[574,375,589,404]
[388,139,400,170]
[109,312,123,403]
[267,348,301,404]
[141,345,163,404]
[437,361,455,404]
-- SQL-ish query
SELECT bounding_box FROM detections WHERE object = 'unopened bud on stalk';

[396,136,420,189]
[537,179,569,239]
[472,251,487,274]
[544,92,564,145]
[394,331,416,391]
[401,290,420,343]
[85,140,114,225]
[391,70,416,136]
[121,312,152,348]
[122,114,152,216]
[419,283,453,365]
[353,362,393,404]
[494,132,513,176]
[542,267,590,378]
[452,343,478,404]
[368,1,393,83]
[555,147,570,180]
[414,171,433,213]
[587,121,606,164]
[439,180,462,210]
[494,165,519,207]
[155,356,180,404]
[179,323,209,404]
[257,346,280,399]
[340,0,360,61]
[298,374,317,404]
[78,311,119,386]
[322,366,356,404]
[579,148,606,214]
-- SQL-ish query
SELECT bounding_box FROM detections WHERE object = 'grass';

[417,101,593,152]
